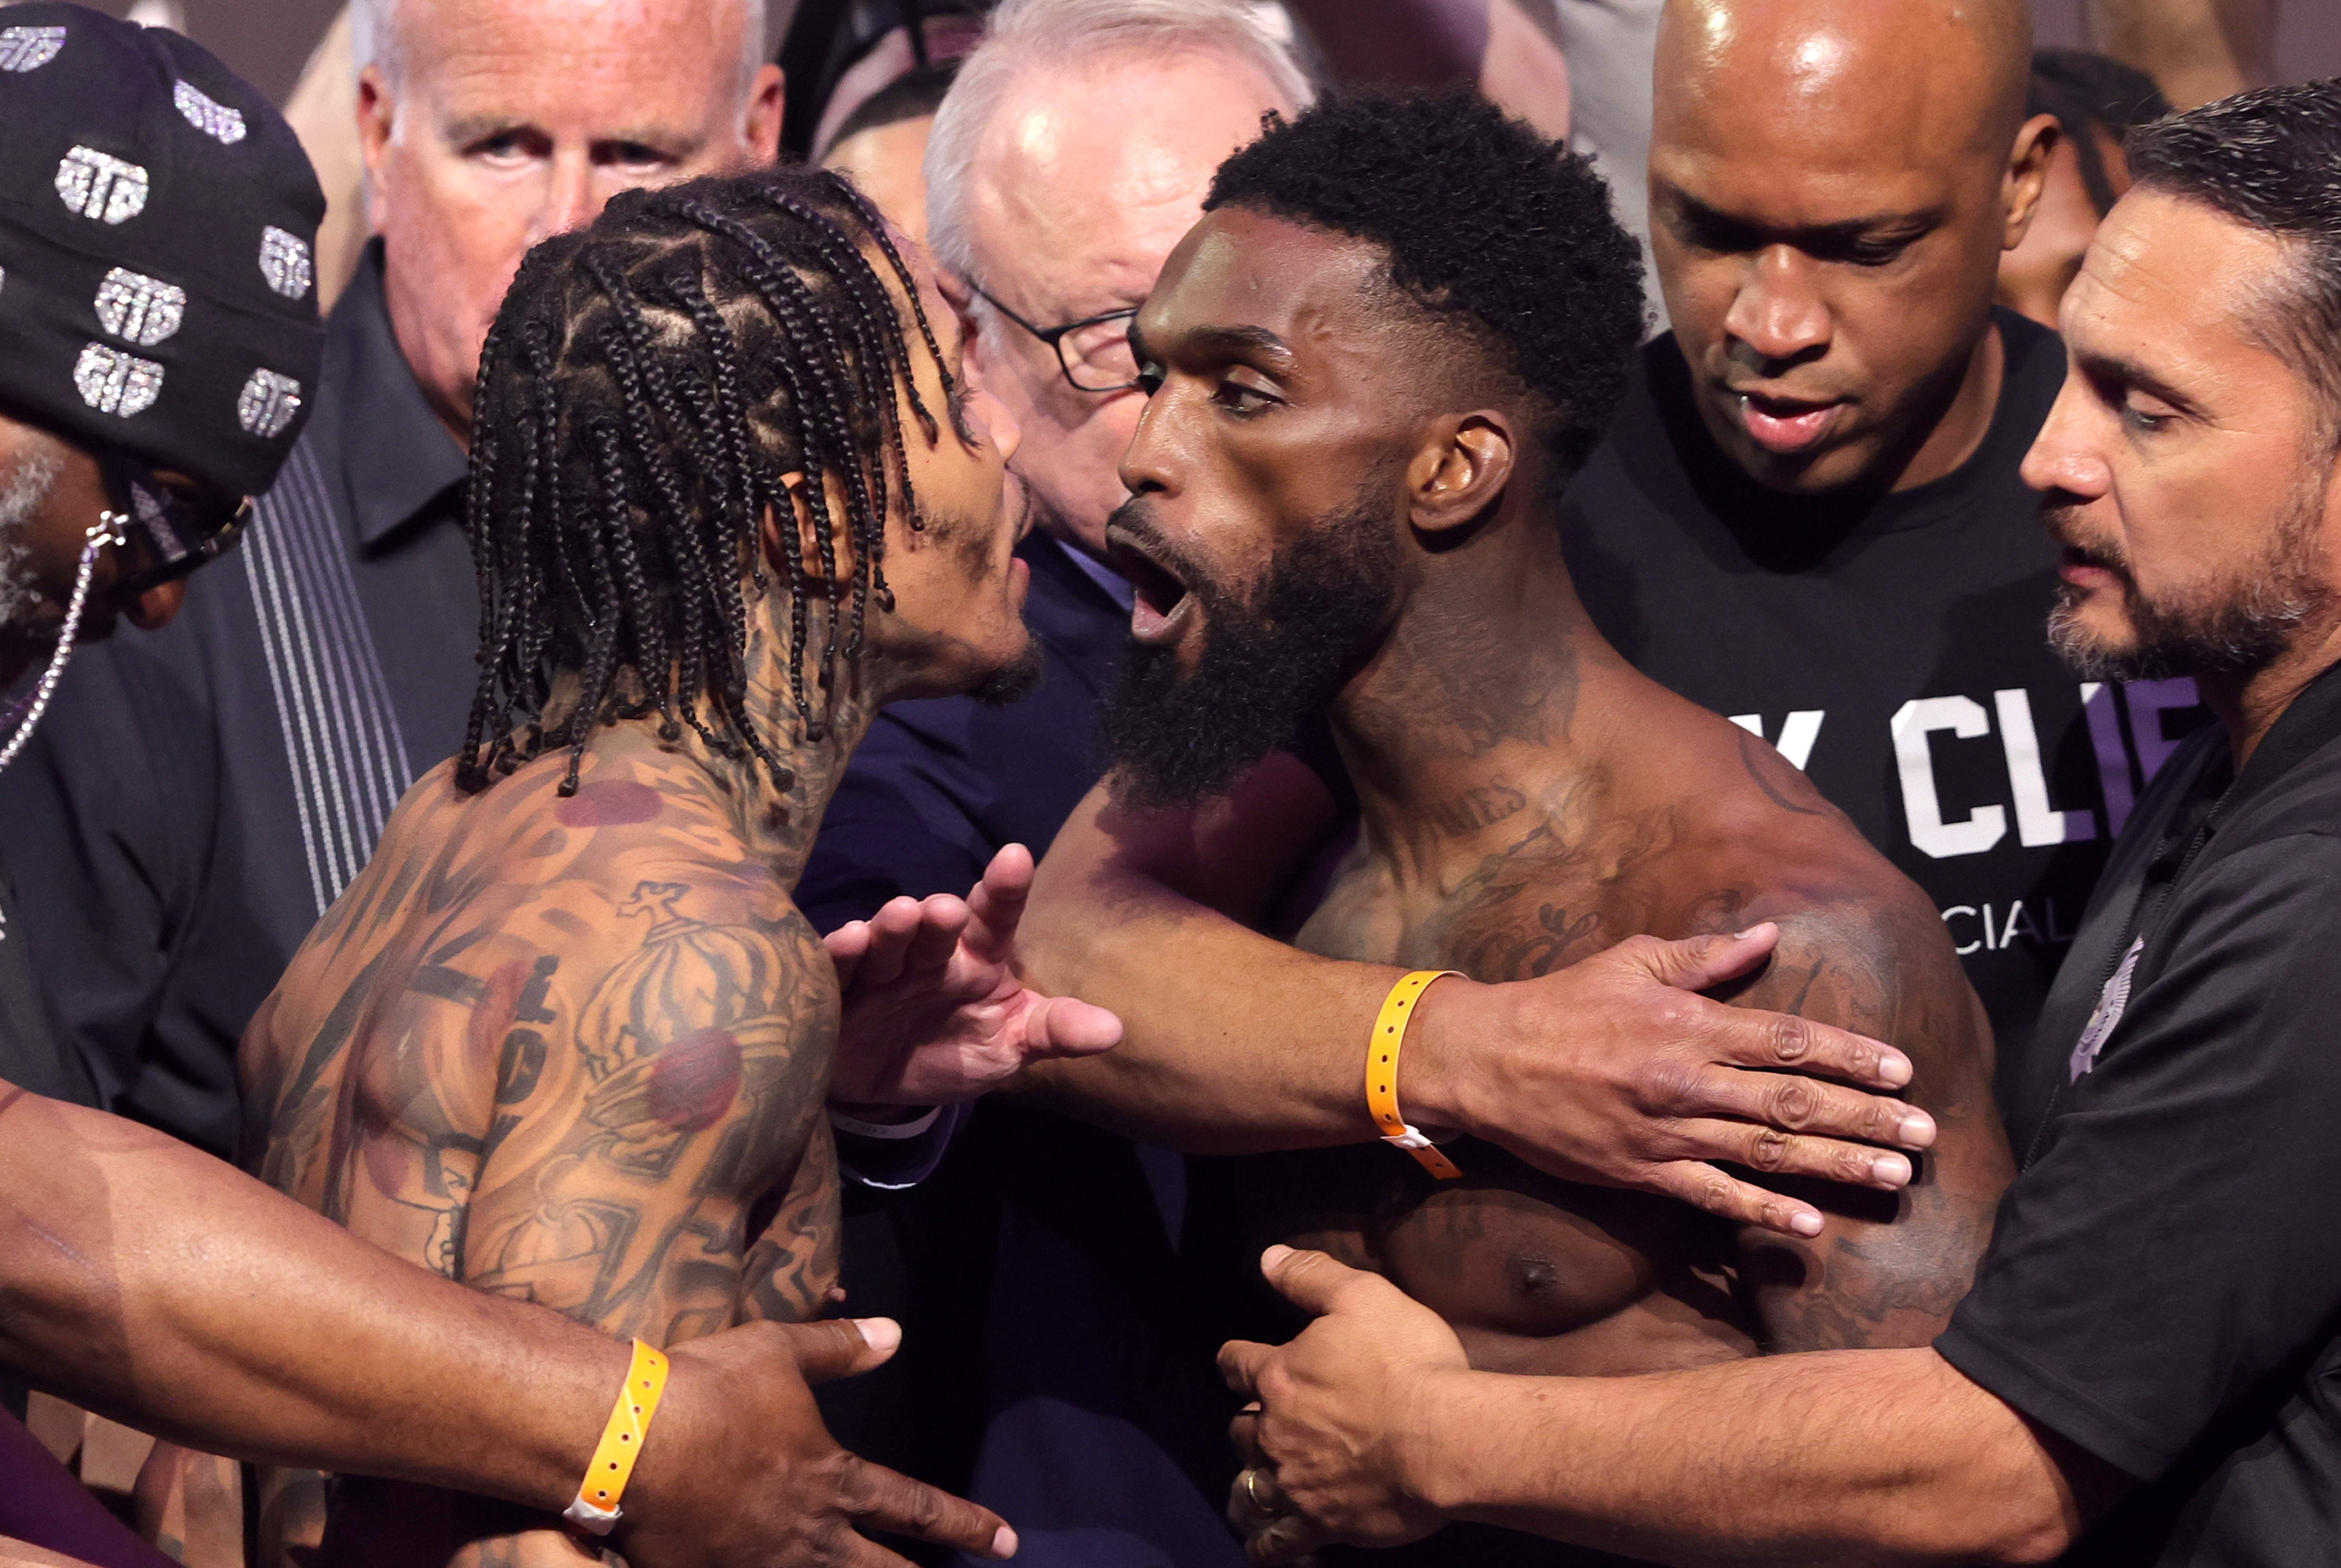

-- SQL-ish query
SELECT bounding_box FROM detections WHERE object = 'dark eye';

[1211,377,1276,414]
[1137,361,1165,397]
[466,128,543,165]
[606,141,668,170]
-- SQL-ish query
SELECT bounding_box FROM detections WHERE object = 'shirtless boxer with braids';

[240,167,1115,1566]
[1077,90,2015,1564]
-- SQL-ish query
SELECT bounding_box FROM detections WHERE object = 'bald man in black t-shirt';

[1557,0,2214,1083]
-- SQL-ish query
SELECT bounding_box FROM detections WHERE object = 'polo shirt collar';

[334,239,468,550]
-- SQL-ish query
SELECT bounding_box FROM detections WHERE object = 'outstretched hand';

[1421,923,1940,1238]
[621,1316,1015,1568]
[1219,1247,1466,1566]
[824,844,1122,1107]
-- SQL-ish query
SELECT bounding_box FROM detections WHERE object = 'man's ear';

[355,65,395,223]
[2003,112,2061,253]
[744,64,786,166]
[1406,412,1516,536]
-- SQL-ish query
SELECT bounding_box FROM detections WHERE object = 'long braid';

[459,168,958,796]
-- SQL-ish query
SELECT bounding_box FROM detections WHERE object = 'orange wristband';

[562,1338,669,1536]
[1367,970,1463,1180]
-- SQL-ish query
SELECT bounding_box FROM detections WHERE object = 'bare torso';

[1252,693,2008,1407]
[242,732,840,1564]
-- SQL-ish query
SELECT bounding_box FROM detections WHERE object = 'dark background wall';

[69,0,2341,112]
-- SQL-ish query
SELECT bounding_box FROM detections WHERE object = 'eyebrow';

[2075,348,2207,417]
[439,114,703,156]
[1665,190,1946,246]
[1132,321,1295,365]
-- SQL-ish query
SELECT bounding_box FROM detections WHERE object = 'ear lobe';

[2004,112,2061,253]
[1409,412,1517,536]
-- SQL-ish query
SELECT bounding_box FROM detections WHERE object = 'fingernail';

[1871,1153,1911,1187]
[1262,1244,1295,1271]
[1789,1209,1823,1237]
[1899,1111,1938,1148]
[852,1316,902,1355]
[991,1524,1018,1558]
[1875,1047,1912,1087]
[1733,921,1775,940]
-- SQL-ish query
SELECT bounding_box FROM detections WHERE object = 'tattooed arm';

[1717,888,2014,1351]
[1020,764,1939,1236]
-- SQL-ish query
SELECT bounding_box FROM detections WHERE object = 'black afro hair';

[1206,88,1647,479]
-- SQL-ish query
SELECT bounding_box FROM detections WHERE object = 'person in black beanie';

[0,14,1016,1568]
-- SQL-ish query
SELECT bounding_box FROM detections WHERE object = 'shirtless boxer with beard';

[240,168,1115,1566]
[1090,92,2014,1564]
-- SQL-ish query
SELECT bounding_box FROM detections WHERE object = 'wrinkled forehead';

[2064,188,2302,380]
[966,53,1293,298]
[1142,207,1400,363]
[392,0,752,107]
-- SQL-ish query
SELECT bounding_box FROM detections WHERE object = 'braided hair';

[457,166,956,797]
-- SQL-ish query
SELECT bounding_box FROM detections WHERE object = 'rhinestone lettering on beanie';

[55,147,148,224]
[75,342,163,417]
[259,226,312,300]
[0,25,66,72]
[172,79,245,144]
[95,268,186,347]
[237,368,301,438]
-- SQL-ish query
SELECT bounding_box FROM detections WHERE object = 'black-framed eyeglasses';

[96,450,251,596]
[969,281,1143,394]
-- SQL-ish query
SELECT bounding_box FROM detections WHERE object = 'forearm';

[1017,771,1482,1148]
[0,1086,616,1507]
[1409,1349,2081,1566]
[1017,888,1413,1150]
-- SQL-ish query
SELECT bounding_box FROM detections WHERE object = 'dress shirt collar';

[333,240,470,550]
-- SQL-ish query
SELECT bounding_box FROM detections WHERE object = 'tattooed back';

[237,731,845,1564]
[243,730,843,1339]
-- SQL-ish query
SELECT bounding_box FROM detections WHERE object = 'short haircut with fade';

[2127,79,2341,443]
[923,0,1315,280]
[1205,88,1648,480]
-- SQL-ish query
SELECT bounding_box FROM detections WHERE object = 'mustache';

[1105,495,1213,596]
[2042,499,2134,583]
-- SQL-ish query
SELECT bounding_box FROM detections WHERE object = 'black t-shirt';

[1935,657,2341,1564]
[1561,311,2209,1081]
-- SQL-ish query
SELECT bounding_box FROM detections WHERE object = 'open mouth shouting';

[1106,518,1196,647]
[1735,390,1848,456]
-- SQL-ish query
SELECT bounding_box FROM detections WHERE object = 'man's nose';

[1724,246,1832,370]
[528,150,599,245]
[974,385,1023,466]
[1117,393,1175,498]
[2020,378,2109,500]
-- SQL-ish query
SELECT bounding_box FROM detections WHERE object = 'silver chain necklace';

[0,511,129,776]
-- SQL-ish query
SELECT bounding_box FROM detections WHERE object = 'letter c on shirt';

[1892,696,2008,859]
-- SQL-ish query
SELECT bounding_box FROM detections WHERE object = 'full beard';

[1097,490,1397,811]
[2045,476,2335,682]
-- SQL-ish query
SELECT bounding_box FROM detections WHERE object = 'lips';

[1106,532,1193,647]
[2057,543,2127,591]
[1735,391,1847,456]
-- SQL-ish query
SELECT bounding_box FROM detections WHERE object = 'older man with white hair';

[0,0,780,1159]
[789,3,1314,1563]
